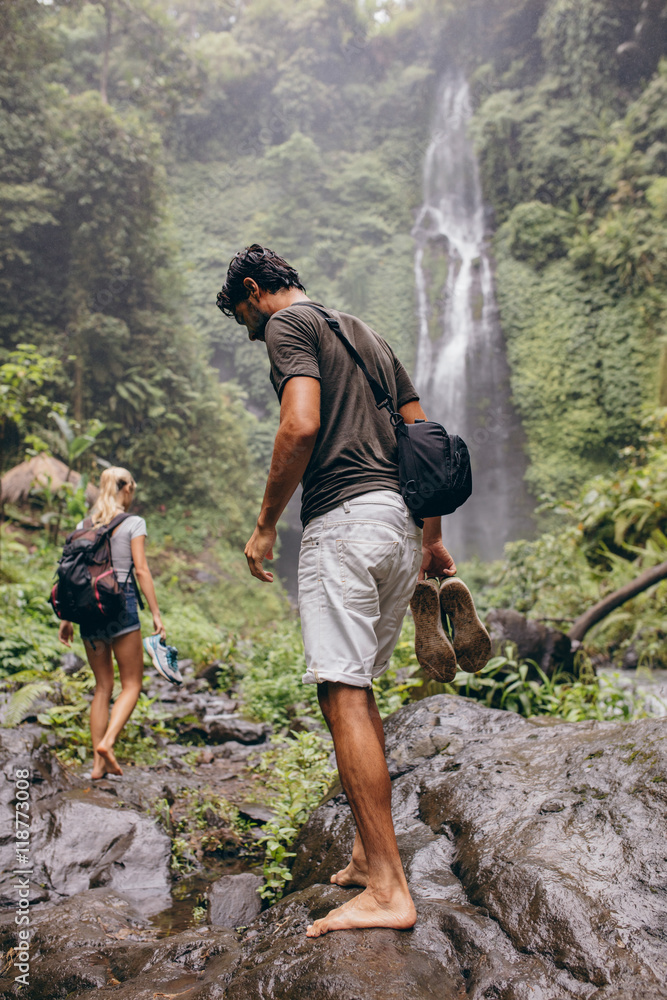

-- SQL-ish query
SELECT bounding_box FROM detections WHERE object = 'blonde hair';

[90,467,136,526]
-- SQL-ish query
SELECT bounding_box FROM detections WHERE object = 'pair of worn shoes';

[409,577,491,683]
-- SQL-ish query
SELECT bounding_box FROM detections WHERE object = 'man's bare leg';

[307,681,416,937]
[321,687,385,888]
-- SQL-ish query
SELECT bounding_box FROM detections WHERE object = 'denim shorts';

[298,490,423,688]
[80,578,141,645]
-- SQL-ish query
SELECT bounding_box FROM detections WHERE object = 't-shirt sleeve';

[393,353,420,408]
[128,515,147,540]
[264,307,321,401]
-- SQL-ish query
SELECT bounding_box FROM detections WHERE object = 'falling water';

[413,74,533,561]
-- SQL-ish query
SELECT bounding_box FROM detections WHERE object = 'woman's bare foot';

[91,750,108,780]
[330,857,369,887]
[95,742,123,776]
[306,886,416,937]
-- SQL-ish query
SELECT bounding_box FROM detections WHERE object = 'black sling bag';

[292,303,473,524]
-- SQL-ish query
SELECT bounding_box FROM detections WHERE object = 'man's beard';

[248,303,271,340]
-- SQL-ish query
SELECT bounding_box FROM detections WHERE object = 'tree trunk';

[100,1,113,105]
[568,561,667,643]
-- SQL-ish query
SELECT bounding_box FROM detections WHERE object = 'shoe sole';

[143,640,183,686]
[439,578,491,674]
[410,580,457,683]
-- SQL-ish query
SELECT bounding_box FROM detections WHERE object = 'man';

[217,244,456,937]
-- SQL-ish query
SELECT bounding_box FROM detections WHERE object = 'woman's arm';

[130,534,166,641]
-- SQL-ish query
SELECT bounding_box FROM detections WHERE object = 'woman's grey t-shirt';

[77,515,147,581]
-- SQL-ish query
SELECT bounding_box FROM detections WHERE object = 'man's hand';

[419,539,456,581]
[245,523,278,582]
[58,621,74,647]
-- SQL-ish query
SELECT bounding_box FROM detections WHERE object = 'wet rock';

[223,883,465,1000]
[60,651,86,675]
[287,695,667,999]
[207,873,264,928]
[178,715,270,746]
[3,696,667,999]
[0,732,171,909]
[206,694,239,714]
[0,888,239,1000]
[486,607,574,675]
[197,660,233,690]
[237,802,275,825]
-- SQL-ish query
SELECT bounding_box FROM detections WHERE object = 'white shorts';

[298,490,423,688]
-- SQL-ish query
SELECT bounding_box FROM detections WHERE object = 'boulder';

[208,873,264,928]
[2,696,666,999]
[486,607,574,675]
[284,695,667,999]
[0,888,239,1000]
[0,730,171,911]
[178,714,270,746]
[60,652,86,675]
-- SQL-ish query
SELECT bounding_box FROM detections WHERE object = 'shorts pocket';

[336,539,399,617]
[298,538,320,609]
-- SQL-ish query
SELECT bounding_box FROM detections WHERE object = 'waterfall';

[413,73,533,561]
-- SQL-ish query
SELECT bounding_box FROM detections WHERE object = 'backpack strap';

[127,563,145,610]
[289,302,400,417]
[100,513,146,611]
[97,511,133,537]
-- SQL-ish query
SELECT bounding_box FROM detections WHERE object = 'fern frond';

[4,682,52,727]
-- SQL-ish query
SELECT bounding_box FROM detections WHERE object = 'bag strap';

[99,513,146,610]
[290,302,400,418]
[127,563,145,610]
[97,511,132,538]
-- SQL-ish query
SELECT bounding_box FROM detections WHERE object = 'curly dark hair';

[216,244,306,316]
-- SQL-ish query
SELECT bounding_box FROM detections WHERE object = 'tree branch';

[568,560,667,643]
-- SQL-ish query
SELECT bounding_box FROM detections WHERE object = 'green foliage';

[253,731,335,902]
[443,651,649,722]
[471,18,667,502]
[160,0,432,412]
[239,623,319,729]
[372,619,425,716]
[0,345,65,471]
[152,786,250,875]
[468,411,667,666]
[384,624,658,722]
[0,2,263,543]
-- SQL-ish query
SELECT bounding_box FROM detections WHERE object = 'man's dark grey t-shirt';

[264,302,419,526]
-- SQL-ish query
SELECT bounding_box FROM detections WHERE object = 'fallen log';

[568,560,667,643]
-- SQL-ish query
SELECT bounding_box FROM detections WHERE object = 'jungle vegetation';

[1,0,666,745]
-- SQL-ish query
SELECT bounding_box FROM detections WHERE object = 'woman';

[58,466,168,779]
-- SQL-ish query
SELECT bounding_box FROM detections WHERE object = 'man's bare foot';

[330,858,369,888]
[95,743,123,776]
[306,886,416,937]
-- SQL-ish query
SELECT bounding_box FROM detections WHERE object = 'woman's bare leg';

[95,629,144,775]
[84,639,115,779]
